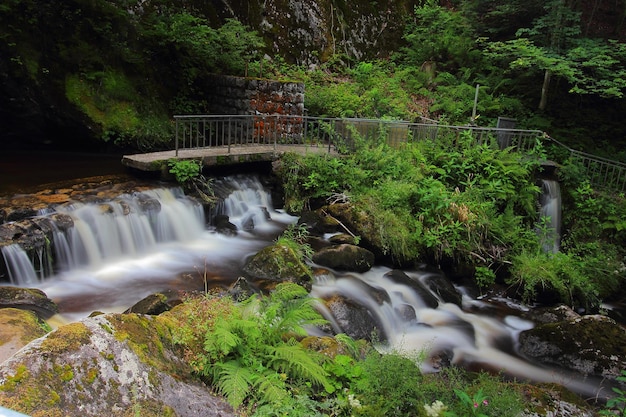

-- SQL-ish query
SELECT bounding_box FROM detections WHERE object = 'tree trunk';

[539,69,552,111]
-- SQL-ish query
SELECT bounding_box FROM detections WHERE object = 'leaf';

[213,360,255,408]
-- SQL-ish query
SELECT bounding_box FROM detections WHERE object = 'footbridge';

[121,114,626,192]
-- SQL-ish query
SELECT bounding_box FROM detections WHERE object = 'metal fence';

[173,115,544,155]
[548,137,626,193]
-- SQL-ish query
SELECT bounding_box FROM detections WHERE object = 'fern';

[266,342,332,392]
[205,325,242,358]
[212,360,255,408]
[253,372,290,406]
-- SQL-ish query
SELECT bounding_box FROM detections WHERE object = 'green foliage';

[168,159,201,185]
[276,224,314,261]
[401,1,481,71]
[174,283,332,411]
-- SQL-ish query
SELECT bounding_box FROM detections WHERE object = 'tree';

[485,0,626,110]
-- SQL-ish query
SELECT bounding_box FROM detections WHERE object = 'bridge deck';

[122,144,335,172]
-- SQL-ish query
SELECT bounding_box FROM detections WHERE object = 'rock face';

[519,307,626,381]
[0,312,236,417]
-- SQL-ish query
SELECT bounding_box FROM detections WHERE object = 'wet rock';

[0,287,58,319]
[518,314,626,381]
[328,233,358,245]
[213,214,238,236]
[324,294,386,342]
[0,313,236,417]
[124,291,185,315]
[312,244,375,272]
[298,209,341,235]
[243,242,313,288]
[383,270,439,308]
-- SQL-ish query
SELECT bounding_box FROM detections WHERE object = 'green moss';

[40,322,92,354]
[107,314,185,376]
[53,364,74,382]
[0,364,29,392]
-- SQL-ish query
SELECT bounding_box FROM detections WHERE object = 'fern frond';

[270,282,309,302]
[253,372,290,406]
[334,333,361,359]
[212,360,255,408]
[273,297,328,336]
[266,343,331,391]
[205,324,242,358]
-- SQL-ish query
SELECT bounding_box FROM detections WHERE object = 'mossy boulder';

[518,314,626,381]
[0,313,236,417]
[312,244,375,273]
[0,287,58,319]
[242,242,313,287]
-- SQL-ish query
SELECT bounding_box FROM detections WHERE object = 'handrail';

[547,136,626,192]
[173,114,543,156]
[172,114,626,192]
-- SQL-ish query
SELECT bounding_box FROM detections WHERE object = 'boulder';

[0,287,58,319]
[0,308,50,363]
[0,312,236,417]
[124,290,186,315]
[324,294,385,342]
[312,244,375,272]
[243,243,313,287]
[213,214,238,236]
[518,313,626,381]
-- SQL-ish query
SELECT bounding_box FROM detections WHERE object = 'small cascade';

[1,244,39,286]
[209,176,276,232]
[1,187,206,281]
[538,179,562,253]
[0,176,297,318]
[311,266,603,398]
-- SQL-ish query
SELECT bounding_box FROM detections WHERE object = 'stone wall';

[206,75,305,116]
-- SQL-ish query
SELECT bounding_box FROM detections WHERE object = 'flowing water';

[0,173,610,400]
[538,179,562,253]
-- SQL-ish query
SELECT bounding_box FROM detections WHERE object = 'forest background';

[3,1,626,415]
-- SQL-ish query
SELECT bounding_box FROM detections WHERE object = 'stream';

[0,153,614,401]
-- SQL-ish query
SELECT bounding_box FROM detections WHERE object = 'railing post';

[228,116,232,153]
[175,117,179,157]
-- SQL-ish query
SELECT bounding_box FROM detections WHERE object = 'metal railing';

[173,114,544,155]
[549,137,626,193]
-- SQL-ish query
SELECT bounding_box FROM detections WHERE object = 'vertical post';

[228,117,232,153]
[471,84,479,125]
[175,117,179,157]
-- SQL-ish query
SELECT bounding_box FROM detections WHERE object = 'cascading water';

[538,179,562,253]
[310,266,605,398]
[0,176,297,319]
[0,174,610,399]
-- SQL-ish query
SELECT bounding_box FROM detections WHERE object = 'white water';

[539,179,562,253]
[311,267,606,399]
[1,177,297,320]
[0,175,608,399]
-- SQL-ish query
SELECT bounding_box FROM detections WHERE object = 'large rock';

[0,312,236,417]
[242,243,313,288]
[518,313,626,381]
[0,287,58,319]
[312,244,375,272]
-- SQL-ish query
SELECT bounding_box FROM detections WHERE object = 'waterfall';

[0,176,296,318]
[538,179,561,253]
[1,244,40,286]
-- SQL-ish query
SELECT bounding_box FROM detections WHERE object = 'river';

[0,151,616,401]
